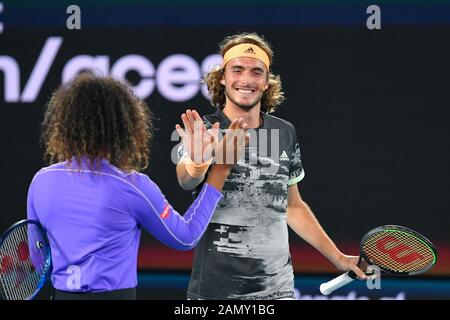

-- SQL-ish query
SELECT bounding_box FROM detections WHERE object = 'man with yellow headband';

[175,33,366,300]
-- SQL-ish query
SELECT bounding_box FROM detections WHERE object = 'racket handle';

[319,271,357,295]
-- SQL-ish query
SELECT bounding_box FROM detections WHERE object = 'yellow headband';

[222,43,270,71]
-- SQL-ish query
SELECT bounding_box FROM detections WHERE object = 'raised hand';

[213,118,249,169]
[175,109,220,164]
[205,118,249,192]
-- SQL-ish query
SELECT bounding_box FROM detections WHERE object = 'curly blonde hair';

[41,72,153,172]
[204,33,285,113]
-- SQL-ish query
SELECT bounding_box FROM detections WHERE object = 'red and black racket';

[320,225,438,295]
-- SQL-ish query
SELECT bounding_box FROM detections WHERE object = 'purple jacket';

[27,158,222,292]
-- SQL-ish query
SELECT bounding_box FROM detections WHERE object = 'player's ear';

[219,67,226,86]
[263,72,269,91]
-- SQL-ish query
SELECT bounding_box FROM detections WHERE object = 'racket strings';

[363,230,435,273]
[0,223,49,300]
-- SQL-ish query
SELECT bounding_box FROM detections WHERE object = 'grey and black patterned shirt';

[178,109,305,300]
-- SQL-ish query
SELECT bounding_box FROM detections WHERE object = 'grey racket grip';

[320,271,357,295]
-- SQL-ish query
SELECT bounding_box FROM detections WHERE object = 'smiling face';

[220,57,269,111]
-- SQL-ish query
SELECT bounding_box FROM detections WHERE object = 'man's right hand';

[205,118,249,192]
[213,118,249,169]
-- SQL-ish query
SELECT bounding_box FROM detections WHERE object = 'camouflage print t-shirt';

[178,109,305,300]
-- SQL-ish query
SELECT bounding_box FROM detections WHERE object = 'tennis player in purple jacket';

[27,72,247,299]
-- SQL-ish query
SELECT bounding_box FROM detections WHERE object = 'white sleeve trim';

[288,169,305,186]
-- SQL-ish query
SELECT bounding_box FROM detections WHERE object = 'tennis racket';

[0,219,52,300]
[320,225,438,295]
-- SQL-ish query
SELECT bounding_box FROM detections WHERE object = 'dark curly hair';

[41,72,153,172]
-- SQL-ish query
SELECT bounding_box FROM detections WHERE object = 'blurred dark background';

[1,0,449,299]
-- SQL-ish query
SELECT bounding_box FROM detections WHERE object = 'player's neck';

[222,103,262,129]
